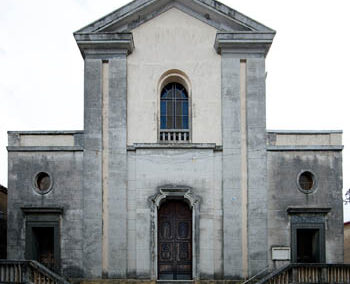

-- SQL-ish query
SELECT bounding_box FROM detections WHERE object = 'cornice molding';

[287,207,331,215]
[214,32,275,56]
[21,207,64,214]
[267,145,344,152]
[74,33,134,58]
[75,0,275,34]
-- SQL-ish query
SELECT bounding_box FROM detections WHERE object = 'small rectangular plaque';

[272,247,290,260]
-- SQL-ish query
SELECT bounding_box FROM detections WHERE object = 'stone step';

[74,280,246,284]
[76,280,156,284]
[157,281,244,284]
[157,281,194,284]
[76,281,194,284]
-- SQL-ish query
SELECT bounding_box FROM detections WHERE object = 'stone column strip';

[240,59,248,278]
[102,61,110,277]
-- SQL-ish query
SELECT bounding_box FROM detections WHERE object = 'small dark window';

[298,171,315,192]
[32,227,55,270]
[296,228,320,263]
[160,83,189,130]
[34,172,52,193]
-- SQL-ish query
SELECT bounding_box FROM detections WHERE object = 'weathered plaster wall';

[127,8,221,145]
[127,147,222,279]
[7,133,84,278]
[18,135,75,147]
[220,54,268,278]
[268,131,342,146]
[267,149,343,265]
[0,185,7,259]
[82,56,129,278]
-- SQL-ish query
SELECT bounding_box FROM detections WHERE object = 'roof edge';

[74,0,158,34]
[196,0,275,32]
[74,0,275,34]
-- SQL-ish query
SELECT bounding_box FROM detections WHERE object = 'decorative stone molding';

[74,0,275,34]
[127,143,221,151]
[287,206,331,263]
[32,171,54,195]
[214,32,275,56]
[267,145,344,151]
[21,207,64,215]
[74,33,134,58]
[287,207,331,215]
[149,185,200,280]
[150,185,200,208]
[296,170,318,194]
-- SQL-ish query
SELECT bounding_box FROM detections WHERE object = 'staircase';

[0,260,70,284]
[256,263,350,284]
[3,261,350,284]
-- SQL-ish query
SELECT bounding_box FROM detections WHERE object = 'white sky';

[1,0,350,219]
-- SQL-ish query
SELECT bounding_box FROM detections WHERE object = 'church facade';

[7,0,344,281]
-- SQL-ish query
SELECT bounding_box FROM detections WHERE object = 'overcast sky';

[1,0,350,219]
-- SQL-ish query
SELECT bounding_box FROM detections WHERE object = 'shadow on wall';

[0,184,7,259]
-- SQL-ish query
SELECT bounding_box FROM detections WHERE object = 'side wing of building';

[267,130,343,266]
[7,131,84,277]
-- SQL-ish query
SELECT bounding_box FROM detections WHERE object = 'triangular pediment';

[75,0,275,34]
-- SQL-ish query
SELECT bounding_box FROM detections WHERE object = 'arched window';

[158,69,191,143]
[160,83,189,130]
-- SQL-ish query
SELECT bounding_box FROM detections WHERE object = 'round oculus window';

[33,172,53,194]
[297,170,317,193]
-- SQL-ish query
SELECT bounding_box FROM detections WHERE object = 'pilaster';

[216,31,274,279]
[246,58,268,276]
[76,33,134,278]
[82,58,103,278]
[221,53,242,279]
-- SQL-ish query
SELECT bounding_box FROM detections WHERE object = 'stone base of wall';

[72,280,245,284]
[73,280,157,284]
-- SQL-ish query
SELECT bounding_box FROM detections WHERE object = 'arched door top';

[149,186,200,280]
[150,186,199,209]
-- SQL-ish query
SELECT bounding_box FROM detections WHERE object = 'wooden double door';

[158,200,192,280]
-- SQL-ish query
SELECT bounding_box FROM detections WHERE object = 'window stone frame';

[22,207,63,273]
[287,207,330,264]
[32,171,54,195]
[296,169,318,194]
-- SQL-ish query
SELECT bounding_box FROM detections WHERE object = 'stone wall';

[7,131,84,277]
[267,131,344,267]
[127,145,222,279]
[127,8,221,145]
[6,1,345,281]
[0,184,7,259]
